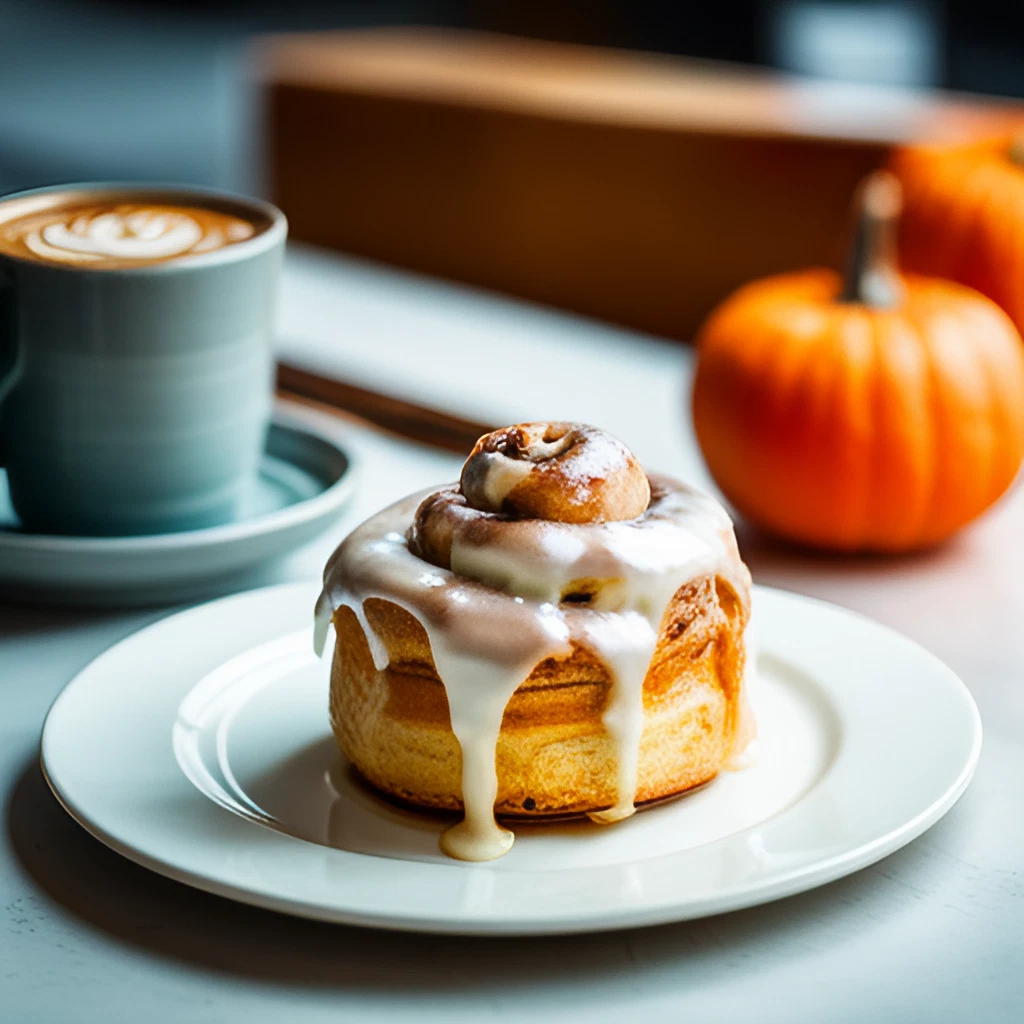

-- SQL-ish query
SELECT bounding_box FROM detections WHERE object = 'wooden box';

[263,28,1022,340]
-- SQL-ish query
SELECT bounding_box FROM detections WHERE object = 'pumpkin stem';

[839,170,904,309]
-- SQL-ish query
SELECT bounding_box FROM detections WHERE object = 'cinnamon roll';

[316,422,754,862]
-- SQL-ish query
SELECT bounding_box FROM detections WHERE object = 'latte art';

[34,211,206,261]
[0,201,262,268]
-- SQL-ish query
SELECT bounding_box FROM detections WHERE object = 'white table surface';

[2,245,1022,1023]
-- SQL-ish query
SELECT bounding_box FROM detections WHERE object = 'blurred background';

[2,0,1024,195]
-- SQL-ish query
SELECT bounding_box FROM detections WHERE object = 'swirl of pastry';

[412,424,654,599]
[459,422,650,524]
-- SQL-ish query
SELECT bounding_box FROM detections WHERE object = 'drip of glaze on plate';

[315,476,753,862]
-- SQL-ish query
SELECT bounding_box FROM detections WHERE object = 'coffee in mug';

[0,184,287,536]
[0,200,268,268]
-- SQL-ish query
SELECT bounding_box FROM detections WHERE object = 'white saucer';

[40,581,981,935]
[0,410,357,606]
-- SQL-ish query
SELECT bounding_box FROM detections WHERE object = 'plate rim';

[39,581,983,936]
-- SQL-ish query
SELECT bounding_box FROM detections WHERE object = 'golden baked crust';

[329,572,747,818]
[459,421,650,524]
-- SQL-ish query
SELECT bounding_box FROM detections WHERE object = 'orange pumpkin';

[892,135,1024,333]
[692,171,1024,552]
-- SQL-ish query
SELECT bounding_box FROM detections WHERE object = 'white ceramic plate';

[41,581,980,935]
[0,407,357,605]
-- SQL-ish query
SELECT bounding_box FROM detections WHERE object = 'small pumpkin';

[692,171,1024,552]
[891,134,1024,333]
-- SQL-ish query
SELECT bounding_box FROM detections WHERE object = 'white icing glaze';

[468,453,535,511]
[313,590,333,658]
[578,611,657,824]
[317,475,752,862]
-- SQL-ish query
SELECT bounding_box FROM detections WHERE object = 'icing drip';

[431,639,567,861]
[319,475,752,862]
[352,600,391,673]
[313,590,333,658]
[578,612,658,824]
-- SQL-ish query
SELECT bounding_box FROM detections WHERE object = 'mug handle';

[0,268,22,467]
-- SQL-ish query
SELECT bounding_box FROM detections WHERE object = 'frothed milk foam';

[0,196,267,269]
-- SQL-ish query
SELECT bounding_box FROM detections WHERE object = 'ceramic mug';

[0,184,287,536]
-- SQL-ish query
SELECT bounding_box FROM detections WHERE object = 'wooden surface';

[277,362,495,453]
[263,28,1024,340]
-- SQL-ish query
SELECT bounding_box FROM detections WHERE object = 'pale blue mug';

[0,184,287,536]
